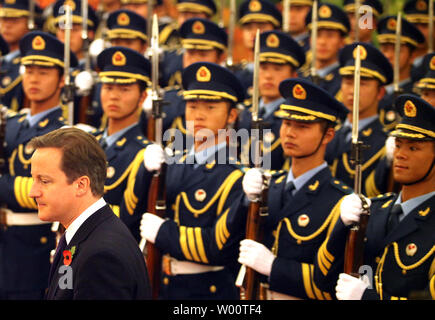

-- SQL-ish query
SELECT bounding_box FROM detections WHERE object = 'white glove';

[139,213,165,244]
[385,136,396,166]
[74,70,94,95]
[242,168,263,201]
[340,193,371,226]
[336,273,369,300]
[143,144,165,172]
[238,239,275,277]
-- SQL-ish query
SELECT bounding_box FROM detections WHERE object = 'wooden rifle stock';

[144,163,167,300]
[0,106,7,175]
[238,176,270,300]
[343,209,369,276]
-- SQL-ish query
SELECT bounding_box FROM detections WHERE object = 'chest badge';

[405,243,417,257]
[195,189,206,202]
[297,214,310,227]
[107,166,116,179]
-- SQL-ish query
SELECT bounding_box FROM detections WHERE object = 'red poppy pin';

[63,246,76,266]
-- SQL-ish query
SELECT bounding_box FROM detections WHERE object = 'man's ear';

[227,106,238,125]
[139,88,148,106]
[322,126,336,145]
[75,176,91,197]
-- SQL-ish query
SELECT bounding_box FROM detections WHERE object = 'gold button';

[163,277,169,285]
[40,237,47,244]
[209,285,217,293]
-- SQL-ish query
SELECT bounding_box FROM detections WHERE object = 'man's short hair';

[29,127,107,197]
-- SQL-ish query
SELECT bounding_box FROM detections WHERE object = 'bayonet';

[28,0,35,30]
[429,0,433,53]
[226,0,236,68]
[354,0,360,42]
[310,0,319,84]
[63,4,74,126]
[393,12,402,96]
[283,0,290,34]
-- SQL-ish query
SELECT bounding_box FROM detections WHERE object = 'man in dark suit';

[28,127,151,300]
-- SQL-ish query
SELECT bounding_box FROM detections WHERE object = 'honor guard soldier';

[415,53,435,106]
[0,0,43,111]
[404,0,435,75]
[238,78,352,300]
[52,0,99,65]
[238,30,305,171]
[326,43,393,197]
[159,17,227,140]
[281,0,313,53]
[303,3,350,98]
[315,94,435,300]
[159,0,217,79]
[238,0,282,66]
[94,46,153,241]
[343,0,383,44]
[0,31,78,299]
[140,62,247,300]
[89,9,148,129]
[236,0,282,99]
[120,0,176,49]
[51,0,99,126]
[377,15,425,129]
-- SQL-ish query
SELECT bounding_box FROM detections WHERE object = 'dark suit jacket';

[45,205,151,300]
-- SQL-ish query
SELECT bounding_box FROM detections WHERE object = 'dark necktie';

[283,181,296,204]
[99,138,108,150]
[48,233,67,285]
[386,204,402,234]
[21,119,30,129]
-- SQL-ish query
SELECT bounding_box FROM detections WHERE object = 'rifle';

[354,0,360,42]
[0,105,6,175]
[282,0,290,35]
[139,14,167,300]
[78,0,96,124]
[28,0,35,30]
[393,13,403,99]
[429,0,434,53]
[225,0,236,69]
[235,30,271,300]
[310,0,320,85]
[63,4,75,126]
[343,45,370,277]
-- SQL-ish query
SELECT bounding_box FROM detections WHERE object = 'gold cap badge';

[112,51,126,66]
[64,0,76,11]
[293,84,307,100]
[387,18,396,31]
[117,12,130,26]
[430,56,435,70]
[353,45,367,60]
[32,36,45,50]
[266,33,279,48]
[249,0,262,12]
[196,66,211,82]
[192,20,205,34]
[319,5,332,18]
[404,100,417,118]
[416,0,427,11]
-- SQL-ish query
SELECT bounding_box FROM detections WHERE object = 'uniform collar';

[259,97,285,119]
[26,106,61,127]
[286,162,328,194]
[394,190,435,221]
[187,141,227,167]
[103,123,137,148]
[317,61,339,78]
